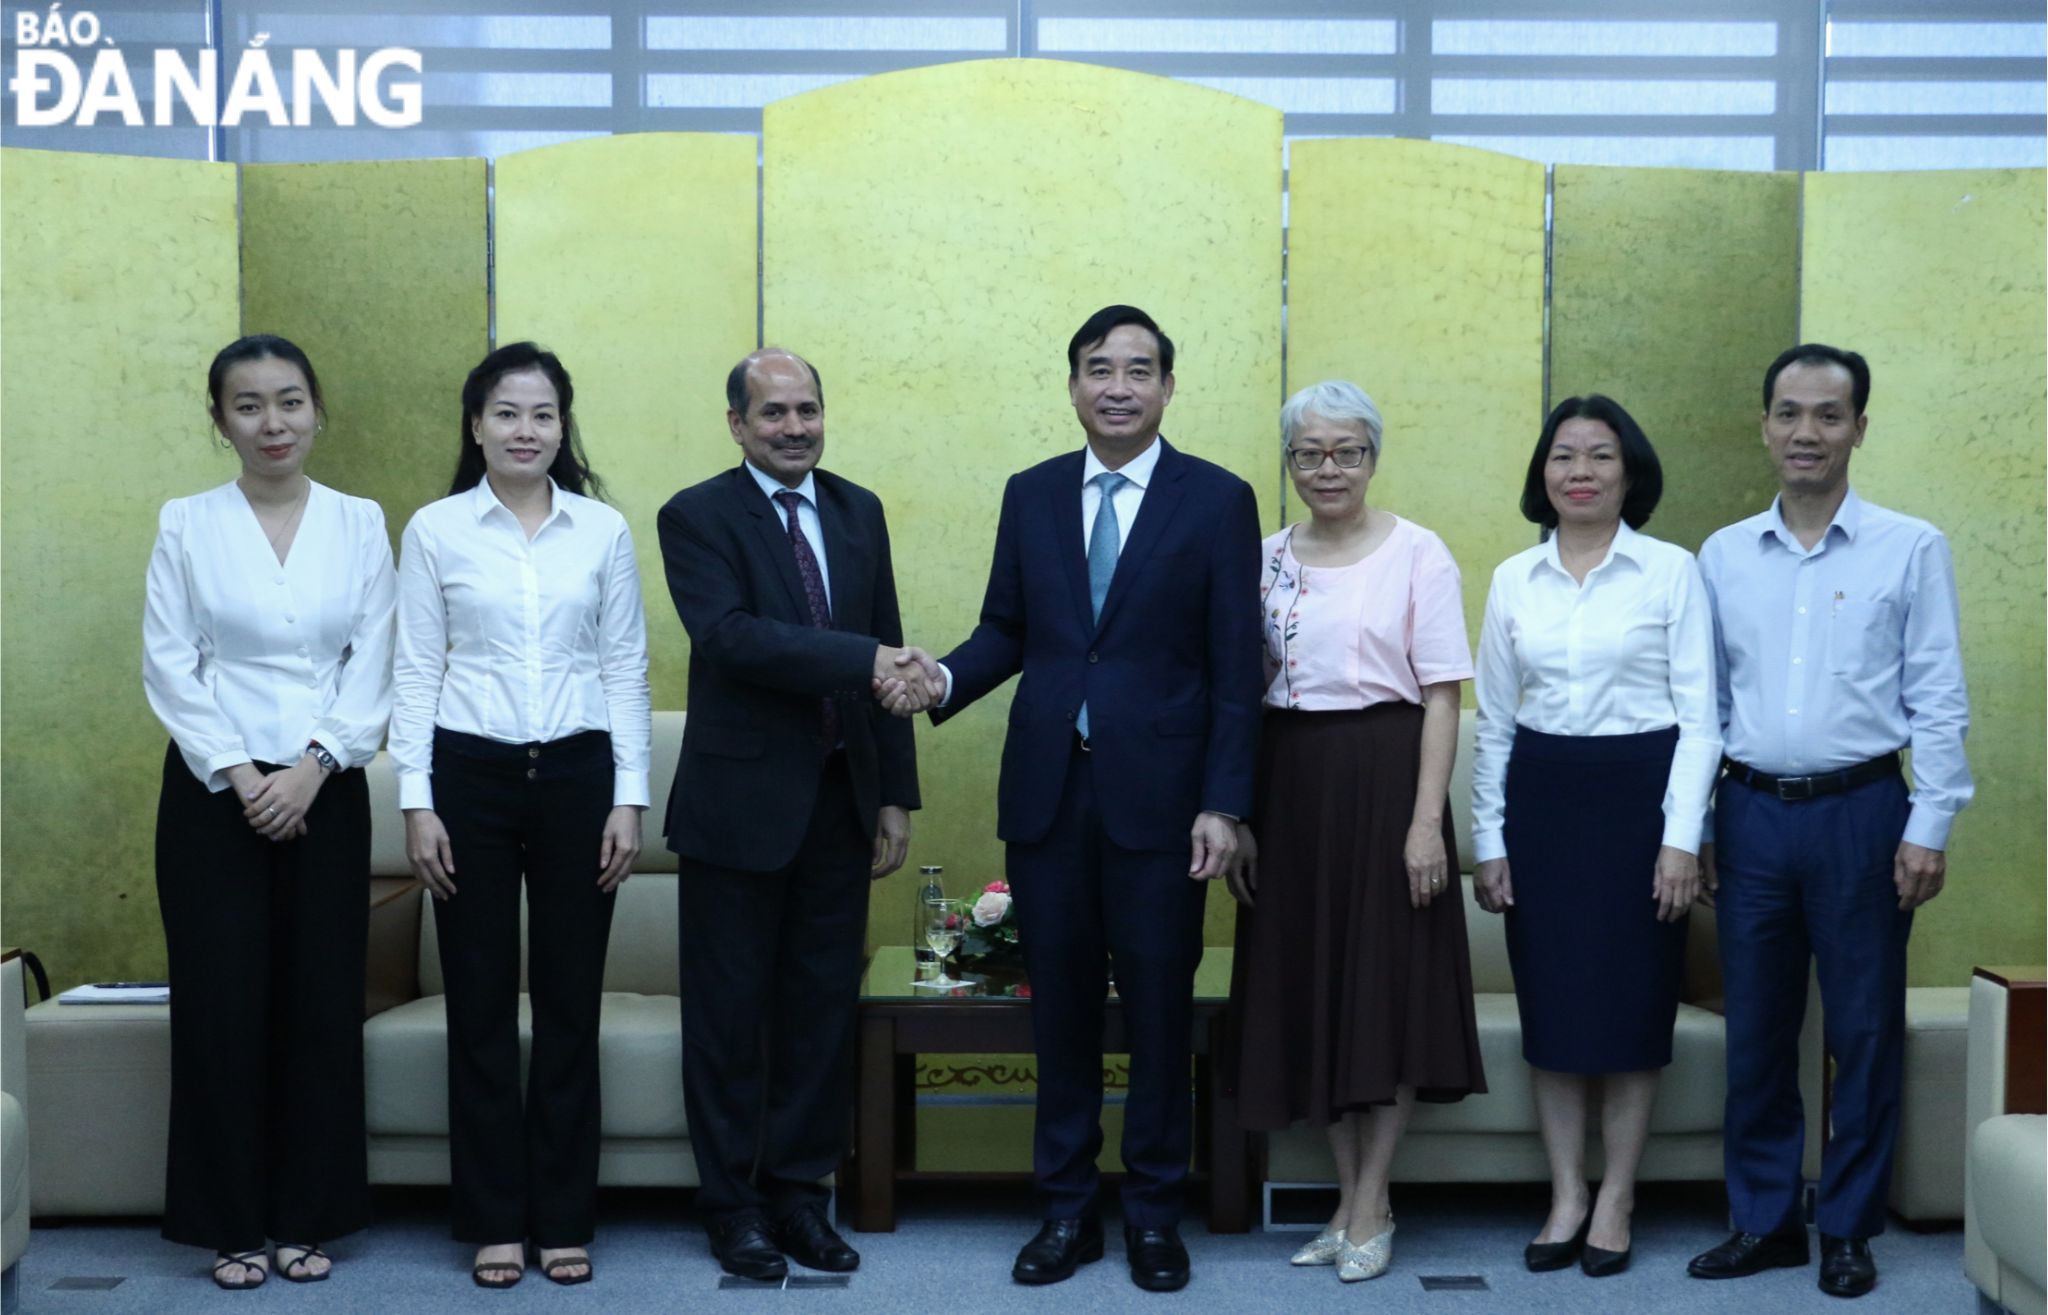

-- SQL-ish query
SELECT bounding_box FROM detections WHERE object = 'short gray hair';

[1281,380,1385,458]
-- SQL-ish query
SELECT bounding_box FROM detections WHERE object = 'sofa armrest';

[366,879,424,1019]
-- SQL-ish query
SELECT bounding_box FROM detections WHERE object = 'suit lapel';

[1095,439,1187,635]
[734,465,811,621]
[1054,451,1094,637]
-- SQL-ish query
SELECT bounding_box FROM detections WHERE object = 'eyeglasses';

[1286,445,1372,472]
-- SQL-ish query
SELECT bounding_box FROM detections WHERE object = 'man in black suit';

[891,306,1263,1291]
[658,348,926,1280]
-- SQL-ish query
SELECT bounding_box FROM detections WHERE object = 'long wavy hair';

[447,341,606,500]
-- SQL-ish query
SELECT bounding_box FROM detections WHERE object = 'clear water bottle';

[913,866,944,979]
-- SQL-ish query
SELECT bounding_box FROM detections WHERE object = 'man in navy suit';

[901,306,1262,1291]
[659,349,925,1281]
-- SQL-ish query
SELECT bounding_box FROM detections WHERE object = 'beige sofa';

[1964,968,2045,1315]
[25,712,695,1216]
[1261,710,1825,1222]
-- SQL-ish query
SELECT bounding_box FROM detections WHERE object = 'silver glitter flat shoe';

[1337,1221,1395,1282]
[1289,1227,1347,1266]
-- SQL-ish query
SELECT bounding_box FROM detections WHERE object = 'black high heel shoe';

[1581,1240,1631,1277]
[1524,1214,1592,1272]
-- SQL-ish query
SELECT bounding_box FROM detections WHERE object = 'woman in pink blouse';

[1226,381,1485,1284]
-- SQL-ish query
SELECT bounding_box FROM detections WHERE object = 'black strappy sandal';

[212,1249,269,1290]
[275,1243,331,1283]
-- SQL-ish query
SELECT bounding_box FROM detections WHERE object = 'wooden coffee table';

[840,945,1250,1233]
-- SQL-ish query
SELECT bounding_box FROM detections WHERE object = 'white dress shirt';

[1698,488,1971,851]
[1082,435,1159,552]
[1471,522,1721,862]
[744,460,831,604]
[390,478,652,812]
[143,479,397,790]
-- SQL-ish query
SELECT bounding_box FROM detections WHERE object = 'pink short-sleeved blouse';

[1259,515,1474,711]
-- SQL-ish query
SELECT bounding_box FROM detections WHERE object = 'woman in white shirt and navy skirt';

[143,335,397,1288]
[1470,396,1719,1280]
[390,342,651,1289]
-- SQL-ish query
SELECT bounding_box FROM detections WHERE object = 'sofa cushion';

[1973,1114,2047,1293]
[364,992,686,1139]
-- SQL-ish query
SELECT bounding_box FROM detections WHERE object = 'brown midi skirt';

[1228,704,1486,1130]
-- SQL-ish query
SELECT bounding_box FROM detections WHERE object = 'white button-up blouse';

[1471,522,1721,863]
[143,479,398,790]
[389,478,651,812]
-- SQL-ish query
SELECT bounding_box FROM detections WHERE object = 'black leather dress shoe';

[771,1204,859,1273]
[1124,1225,1191,1293]
[1012,1218,1103,1285]
[1524,1215,1591,1272]
[1580,1243,1631,1278]
[708,1210,787,1282]
[1818,1234,1876,1298]
[1687,1229,1810,1279]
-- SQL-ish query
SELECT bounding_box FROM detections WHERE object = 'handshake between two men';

[871,645,946,717]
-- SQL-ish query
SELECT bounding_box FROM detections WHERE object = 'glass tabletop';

[861,945,1234,1002]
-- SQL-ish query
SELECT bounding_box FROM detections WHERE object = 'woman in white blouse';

[391,342,650,1289]
[1470,395,1719,1280]
[143,335,396,1288]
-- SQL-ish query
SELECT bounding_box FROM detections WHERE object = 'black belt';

[1722,752,1900,802]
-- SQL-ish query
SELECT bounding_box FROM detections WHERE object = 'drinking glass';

[918,898,965,989]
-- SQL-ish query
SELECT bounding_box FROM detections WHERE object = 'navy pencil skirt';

[1501,724,1687,1074]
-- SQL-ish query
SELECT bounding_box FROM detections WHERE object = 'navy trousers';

[1006,745,1209,1229]
[1714,769,1912,1240]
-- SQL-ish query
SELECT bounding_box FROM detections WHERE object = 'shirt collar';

[469,475,569,529]
[744,459,818,511]
[1531,520,1644,580]
[1762,485,1862,551]
[1081,435,1162,491]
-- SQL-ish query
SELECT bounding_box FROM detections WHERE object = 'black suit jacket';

[658,464,918,871]
[935,440,1263,851]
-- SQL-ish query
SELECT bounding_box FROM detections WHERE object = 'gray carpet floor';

[12,1184,1975,1314]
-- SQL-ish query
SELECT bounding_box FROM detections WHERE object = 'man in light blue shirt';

[1688,344,1971,1301]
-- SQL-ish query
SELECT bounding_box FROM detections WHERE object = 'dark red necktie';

[774,490,840,751]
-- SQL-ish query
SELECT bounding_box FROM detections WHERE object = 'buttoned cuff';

[308,724,351,772]
[1473,830,1506,864]
[1902,805,1953,853]
[1660,813,1704,857]
[201,747,252,794]
[612,770,650,810]
[936,662,954,709]
[397,770,435,812]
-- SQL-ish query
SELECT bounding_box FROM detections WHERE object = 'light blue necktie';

[1078,471,1128,741]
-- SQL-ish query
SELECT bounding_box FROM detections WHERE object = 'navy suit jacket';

[658,464,919,872]
[935,439,1263,852]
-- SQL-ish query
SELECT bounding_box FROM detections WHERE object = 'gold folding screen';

[494,134,760,704]
[0,63,2041,993]
[763,60,1284,943]
[1550,166,1802,552]
[1286,139,1547,643]
[240,159,490,545]
[2,149,242,976]
[1802,168,2048,985]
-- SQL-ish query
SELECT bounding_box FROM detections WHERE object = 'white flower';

[971,890,1012,927]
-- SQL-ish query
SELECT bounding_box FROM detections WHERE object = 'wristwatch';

[306,741,341,774]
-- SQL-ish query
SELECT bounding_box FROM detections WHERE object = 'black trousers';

[430,728,617,1246]
[155,743,370,1251]
[676,753,868,1218]
[1006,745,1208,1229]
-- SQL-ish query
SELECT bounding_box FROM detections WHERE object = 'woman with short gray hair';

[1227,381,1486,1285]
